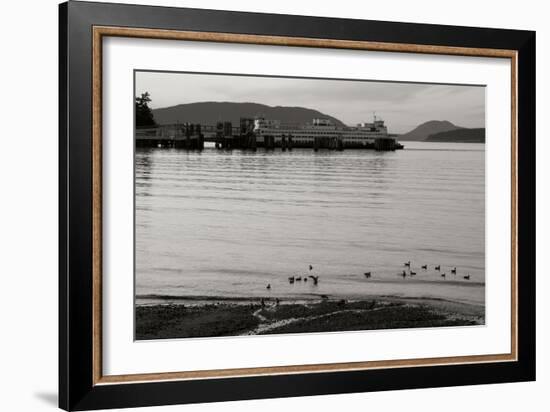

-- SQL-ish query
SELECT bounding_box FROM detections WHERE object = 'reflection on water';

[135,142,485,305]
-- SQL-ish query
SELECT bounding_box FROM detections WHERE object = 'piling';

[264,135,275,150]
[314,137,320,151]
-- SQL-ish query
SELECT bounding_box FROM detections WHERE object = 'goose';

[421,264,428,270]
[295,276,302,281]
[266,284,271,290]
[364,272,371,278]
[451,267,457,274]
[321,294,329,300]
[410,271,417,276]
[304,277,308,282]
[309,265,313,271]
[464,275,471,280]
[401,270,407,278]
[441,273,446,279]
[309,275,319,285]
[288,276,295,284]
[435,265,441,271]
[404,261,411,267]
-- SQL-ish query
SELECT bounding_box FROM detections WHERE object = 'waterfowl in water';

[435,265,441,271]
[266,284,271,290]
[410,271,417,276]
[421,264,427,270]
[464,274,471,280]
[451,267,457,274]
[401,270,407,278]
[309,265,313,271]
[404,261,411,267]
[441,273,446,279]
[364,272,371,278]
[288,276,295,284]
[309,275,319,285]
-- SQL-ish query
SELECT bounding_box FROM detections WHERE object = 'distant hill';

[426,128,485,143]
[151,102,345,126]
[399,120,463,141]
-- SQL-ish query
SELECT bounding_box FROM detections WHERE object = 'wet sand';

[135,295,484,340]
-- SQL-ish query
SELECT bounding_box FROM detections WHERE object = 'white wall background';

[0,0,546,411]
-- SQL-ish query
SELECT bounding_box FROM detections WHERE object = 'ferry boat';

[252,115,401,150]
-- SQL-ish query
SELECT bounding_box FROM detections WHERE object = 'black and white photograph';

[134,71,486,340]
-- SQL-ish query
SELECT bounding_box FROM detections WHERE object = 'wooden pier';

[135,123,205,150]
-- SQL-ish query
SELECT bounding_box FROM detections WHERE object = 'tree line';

[136,92,157,127]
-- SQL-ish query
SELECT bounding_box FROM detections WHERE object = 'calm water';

[135,142,485,305]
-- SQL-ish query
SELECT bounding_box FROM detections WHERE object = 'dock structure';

[136,123,204,150]
[374,137,400,151]
[135,116,403,151]
[213,118,259,150]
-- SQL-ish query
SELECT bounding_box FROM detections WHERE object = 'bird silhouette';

[421,265,427,270]
[435,265,441,271]
[364,272,371,278]
[309,265,313,271]
[404,261,411,267]
[464,275,470,280]
[451,267,457,274]
[266,284,271,290]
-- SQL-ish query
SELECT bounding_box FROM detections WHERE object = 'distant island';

[399,120,485,143]
[152,102,345,127]
[425,128,485,143]
[398,120,462,141]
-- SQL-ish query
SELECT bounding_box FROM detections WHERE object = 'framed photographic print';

[59,1,536,410]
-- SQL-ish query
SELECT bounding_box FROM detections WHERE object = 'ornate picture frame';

[59,1,535,410]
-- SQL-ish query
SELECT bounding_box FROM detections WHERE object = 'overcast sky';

[136,71,485,134]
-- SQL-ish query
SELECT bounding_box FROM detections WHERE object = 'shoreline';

[136,295,484,340]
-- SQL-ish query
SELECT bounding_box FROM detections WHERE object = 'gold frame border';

[92,26,518,386]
